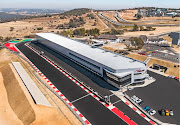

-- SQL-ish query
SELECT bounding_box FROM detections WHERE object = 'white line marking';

[71,94,90,104]
[112,100,121,105]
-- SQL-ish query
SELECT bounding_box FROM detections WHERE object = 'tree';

[86,28,100,36]
[133,24,139,31]
[37,27,43,30]
[60,30,73,37]
[129,37,144,49]
[10,27,14,32]
[73,28,85,36]
[136,14,143,20]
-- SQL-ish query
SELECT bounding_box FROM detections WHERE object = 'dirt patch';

[103,43,126,50]
[172,46,180,53]
[0,64,35,125]
[147,58,179,77]
[102,46,117,52]
[162,35,172,43]
[121,26,180,37]
[126,53,147,62]
[0,72,23,125]
[0,49,79,125]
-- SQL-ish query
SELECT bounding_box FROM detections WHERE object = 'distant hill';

[60,8,91,16]
[0,8,65,16]
[0,12,25,20]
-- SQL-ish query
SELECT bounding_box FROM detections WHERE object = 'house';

[166,12,177,16]
[145,36,166,44]
[170,32,180,46]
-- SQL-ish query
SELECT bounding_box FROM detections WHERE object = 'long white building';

[35,33,147,89]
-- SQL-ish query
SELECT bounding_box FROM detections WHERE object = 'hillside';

[0,12,25,20]
[0,8,108,39]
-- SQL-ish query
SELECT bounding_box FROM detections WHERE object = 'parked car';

[169,110,174,116]
[135,98,142,104]
[160,109,165,116]
[146,108,150,112]
[128,87,134,91]
[138,101,144,105]
[168,75,173,78]
[131,95,136,101]
[149,109,156,116]
[144,106,150,111]
[165,109,170,116]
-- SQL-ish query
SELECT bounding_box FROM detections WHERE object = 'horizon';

[0,0,180,10]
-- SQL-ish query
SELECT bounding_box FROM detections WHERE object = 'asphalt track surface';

[16,42,128,125]
[126,71,180,124]
[100,13,179,27]
[16,42,151,125]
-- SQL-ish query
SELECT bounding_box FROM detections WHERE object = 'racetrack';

[16,42,151,125]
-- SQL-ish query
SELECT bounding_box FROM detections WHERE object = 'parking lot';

[125,70,180,124]
[142,44,179,63]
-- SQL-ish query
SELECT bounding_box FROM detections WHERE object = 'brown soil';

[126,53,147,62]
[0,64,35,125]
[121,26,180,37]
[162,35,172,43]
[0,12,107,38]
[147,58,179,77]
[0,48,81,125]
[172,46,180,53]
[104,12,117,22]
[0,72,23,125]
[103,43,127,50]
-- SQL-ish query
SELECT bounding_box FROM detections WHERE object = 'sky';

[0,0,180,10]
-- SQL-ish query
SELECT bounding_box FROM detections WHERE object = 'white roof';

[36,33,146,71]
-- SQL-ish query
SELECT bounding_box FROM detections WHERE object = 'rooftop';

[36,33,146,71]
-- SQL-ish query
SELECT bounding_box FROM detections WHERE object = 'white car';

[131,95,137,101]
[149,109,156,116]
[169,110,174,116]
[135,98,142,104]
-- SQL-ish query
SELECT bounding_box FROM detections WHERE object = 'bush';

[133,24,139,31]
[10,27,14,31]
[60,8,90,17]
[87,13,95,19]
[37,27,43,30]
[73,28,85,36]
[86,28,100,36]
[129,37,144,49]
[104,29,124,35]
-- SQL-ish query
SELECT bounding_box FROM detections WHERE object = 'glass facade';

[105,71,131,86]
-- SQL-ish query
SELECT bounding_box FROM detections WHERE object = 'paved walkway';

[12,62,52,107]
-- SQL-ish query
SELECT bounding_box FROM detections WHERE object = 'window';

[69,53,100,70]
[119,75,131,82]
